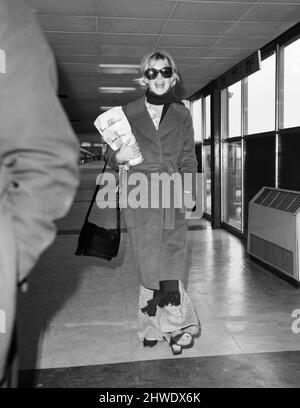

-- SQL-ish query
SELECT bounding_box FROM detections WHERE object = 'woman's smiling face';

[146,58,173,96]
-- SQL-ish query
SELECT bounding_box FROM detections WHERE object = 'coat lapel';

[157,103,186,139]
[126,97,159,145]
[125,97,187,144]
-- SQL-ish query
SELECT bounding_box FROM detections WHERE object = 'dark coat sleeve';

[0,0,79,282]
[105,146,119,171]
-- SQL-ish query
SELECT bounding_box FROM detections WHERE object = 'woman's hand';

[115,140,141,164]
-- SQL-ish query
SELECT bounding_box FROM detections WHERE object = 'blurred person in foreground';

[0,0,79,387]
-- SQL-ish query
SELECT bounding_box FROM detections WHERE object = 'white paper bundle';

[94,106,143,166]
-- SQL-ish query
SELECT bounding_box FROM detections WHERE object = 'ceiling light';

[98,64,140,74]
[99,87,136,94]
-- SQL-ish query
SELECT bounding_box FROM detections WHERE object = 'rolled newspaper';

[94,106,143,166]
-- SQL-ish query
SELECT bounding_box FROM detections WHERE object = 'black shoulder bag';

[75,157,120,260]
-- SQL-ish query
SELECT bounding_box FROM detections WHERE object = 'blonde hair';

[134,50,180,89]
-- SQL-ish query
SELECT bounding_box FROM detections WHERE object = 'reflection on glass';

[283,37,300,129]
[205,95,211,139]
[228,82,241,138]
[223,142,242,230]
[247,54,275,134]
[204,145,211,214]
[191,98,202,142]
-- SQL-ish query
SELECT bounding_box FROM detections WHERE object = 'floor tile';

[248,350,300,388]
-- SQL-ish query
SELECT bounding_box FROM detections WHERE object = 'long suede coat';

[109,96,197,290]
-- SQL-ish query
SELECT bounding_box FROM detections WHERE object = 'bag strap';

[84,155,120,228]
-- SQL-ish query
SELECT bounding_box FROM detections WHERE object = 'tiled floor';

[18,161,300,387]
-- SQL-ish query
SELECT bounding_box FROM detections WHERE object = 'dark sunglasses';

[144,66,173,80]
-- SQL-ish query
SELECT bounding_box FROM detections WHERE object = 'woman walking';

[107,50,200,355]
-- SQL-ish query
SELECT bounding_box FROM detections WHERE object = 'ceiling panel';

[99,45,153,57]
[177,67,202,78]
[227,22,295,38]
[179,77,213,87]
[98,0,176,19]
[241,4,300,22]
[158,35,219,48]
[56,54,99,64]
[179,65,220,75]
[180,70,211,86]
[64,72,100,82]
[26,0,97,16]
[70,81,141,93]
[45,32,98,47]
[184,81,207,89]
[215,35,276,49]
[59,63,99,74]
[98,55,141,64]
[38,15,97,32]
[164,20,233,37]
[175,57,206,66]
[66,80,99,89]
[179,65,234,80]
[157,47,212,58]
[52,45,98,55]
[99,33,159,46]
[98,17,166,34]
[172,2,252,21]
[207,48,256,58]
[97,74,138,84]
[198,57,243,72]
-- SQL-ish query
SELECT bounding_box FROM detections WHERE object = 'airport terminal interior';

[18,1,300,387]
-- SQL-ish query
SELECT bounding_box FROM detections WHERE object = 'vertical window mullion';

[276,43,285,188]
[241,138,245,233]
[242,78,247,138]
[275,44,280,188]
[275,44,283,132]
[220,90,227,222]
[202,97,205,206]
[241,78,247,233]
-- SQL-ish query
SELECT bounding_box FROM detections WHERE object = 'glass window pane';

[191,98,202,142]
[283,37,300,129]
[205,96,211,139]
[204,145,211,214]
[228,82,241,138]
[246,53,276,135]
[223,142,242,230]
